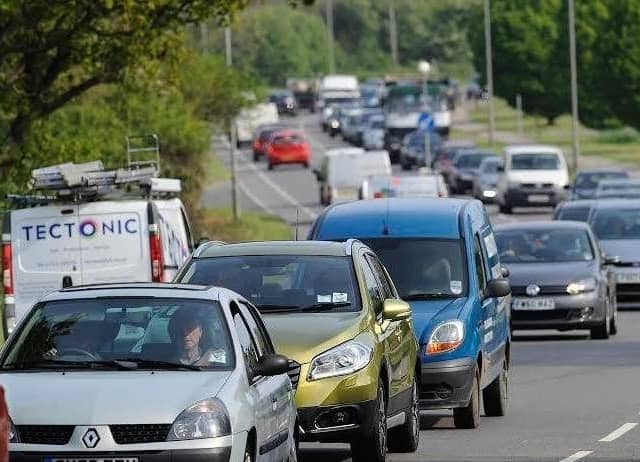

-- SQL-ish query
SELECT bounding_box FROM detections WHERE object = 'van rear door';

[154,199,192,281]
[78,201,150,285]
[11,205,82,323]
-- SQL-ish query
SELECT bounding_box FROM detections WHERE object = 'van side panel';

[11,206,82,323]
[78,202,150,285]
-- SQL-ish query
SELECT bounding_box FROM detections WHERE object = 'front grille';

[512,309,581,321]
[511,285,567,296]
[110,424,171,445]
[287,360,301,390]
[17,425,75,445]
[521,183,554,189]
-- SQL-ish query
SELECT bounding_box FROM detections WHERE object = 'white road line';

[238,151,318,221]
[237,181,278,218]
[599,422,639,442]
[559,450,593,462]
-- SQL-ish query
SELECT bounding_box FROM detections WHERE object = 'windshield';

[591,208,640,240]
[1,298,233,371]
[180,255,360,312]
[456,153,494,169]
[495,229,594,263]
[361,238,467,299]
[595,181,640,198]
[511,153,560,170]
[481,160,501,174]
[575,171,628,189]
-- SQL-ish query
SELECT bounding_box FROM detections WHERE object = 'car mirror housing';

[496,165,505,173]
[484,278,511,300]
[604,255,621,265]
[500,265,510,278]
[256,354,290,377]
[383,299,412,322]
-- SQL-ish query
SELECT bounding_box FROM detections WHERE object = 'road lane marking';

[559,451,593,462]
[599,422,638,442]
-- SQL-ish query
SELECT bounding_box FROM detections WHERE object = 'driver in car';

[168,309,227,366]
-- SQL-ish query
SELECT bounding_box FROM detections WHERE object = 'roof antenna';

[294,207,300,241]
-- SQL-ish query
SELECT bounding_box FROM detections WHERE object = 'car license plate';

[44,458,138,462]
[617,272,640,283]
[512,297,556,311]
[527,194,549,203]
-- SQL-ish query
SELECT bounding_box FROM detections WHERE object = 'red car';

[265,129,311,170]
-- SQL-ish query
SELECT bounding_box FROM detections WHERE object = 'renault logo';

[82,428,100,448]
[526,284,540,297]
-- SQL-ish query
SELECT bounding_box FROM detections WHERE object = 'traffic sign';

[418,112,435,133]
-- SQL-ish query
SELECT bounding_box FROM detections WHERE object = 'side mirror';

[496,165,505,173]
[604,255,621,265]
[484,278,511,299]
[312,169,322,181]
[563,184,571,190]
[256,354,290,377]
[195,237,209,249]
[383,299,411,322]
[500,265,510,278]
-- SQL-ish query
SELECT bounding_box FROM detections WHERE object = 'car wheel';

[388,375,420,453]
[483,360,508,417]
[268,162,274,171]
[253,151,260,162]
[243,439,254,462]
[453,367,480,429]
[591,310,610,340]
[609,295,618,335]
[303,162,309,169]
[499,203,513,214]
[351,383,387,462]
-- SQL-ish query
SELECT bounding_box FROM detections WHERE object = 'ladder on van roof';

[14,134,180,204]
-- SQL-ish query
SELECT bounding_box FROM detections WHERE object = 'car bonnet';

[3,370,231,425]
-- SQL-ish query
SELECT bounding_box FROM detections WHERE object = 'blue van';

[309,198,512,428]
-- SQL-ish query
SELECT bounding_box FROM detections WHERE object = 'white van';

[1,163,194,335]
[496,145,570,214]
[314,148,392,205]
[235,102,279,146]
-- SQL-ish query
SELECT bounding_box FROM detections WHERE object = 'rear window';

[591,208,640,240]
[456,154,494,169]
[511,153,561,170]
[555,207,590,222]
[180,255,361,313]
[273,134,304,144]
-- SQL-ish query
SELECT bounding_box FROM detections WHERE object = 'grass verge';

[195,208,293,243]
[464,99,640,166]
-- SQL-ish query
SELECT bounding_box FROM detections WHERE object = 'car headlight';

[308,341,373,381]
[167,398,231,441]
[330,120,340,129]
[426,320,464,355]
[567,278,597,295]
[9,418,18,443]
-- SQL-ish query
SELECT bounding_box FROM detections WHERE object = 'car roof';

[557,199,598,208]
[590,198,640,210]
[495,220,592,232]
[324,147,365,157]
[577,168,627,174]
[195,240,353,259]
[40,283,221,302]
[272,129,304,138]
[314,198,469,239]
[505,144,563,154]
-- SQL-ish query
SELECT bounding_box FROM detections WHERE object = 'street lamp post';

[483,0,496,147]
[389,1,399,67]
[225,25,240,220]
[568,0,580,172]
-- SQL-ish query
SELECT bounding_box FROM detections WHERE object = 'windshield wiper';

[1,359,136,371]
[300,302,352,312]
[113,358,201,371]
[403,293,455,301]
[256,304,302,313]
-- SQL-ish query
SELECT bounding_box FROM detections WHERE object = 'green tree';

[470,0,569,125]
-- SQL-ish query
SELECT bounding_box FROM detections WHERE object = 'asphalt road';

[211,112,640,462]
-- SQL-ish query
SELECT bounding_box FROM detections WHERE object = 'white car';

[361,173,448,199]
[496,145,569,214]
[2,284,297,462]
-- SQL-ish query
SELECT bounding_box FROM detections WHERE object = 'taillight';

[373,192,383,199]
[149,224,164,282]
[2,243,13,295]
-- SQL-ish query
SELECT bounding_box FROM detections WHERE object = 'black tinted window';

[362,239,467,300]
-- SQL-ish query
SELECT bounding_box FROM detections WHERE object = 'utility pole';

[389,0,399,68]
[516,94,524,137]
[568,0,580,172]
[326,0,335,74]
[225,25,240,220]
[483,0,496,147]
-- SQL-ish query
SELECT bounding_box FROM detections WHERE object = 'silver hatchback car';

[1,284,297,462]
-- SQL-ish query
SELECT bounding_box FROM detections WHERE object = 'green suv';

[175,240,420,462]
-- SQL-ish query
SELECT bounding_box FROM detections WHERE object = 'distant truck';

[286,78,320,112]
[318,74,360,110]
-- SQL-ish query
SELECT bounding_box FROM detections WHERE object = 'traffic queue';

[2,75,639,462]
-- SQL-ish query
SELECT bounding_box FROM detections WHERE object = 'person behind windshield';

[168,309,226,366]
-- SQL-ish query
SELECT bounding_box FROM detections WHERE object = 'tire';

[499,203,513,214]
[388,376,420,453]
[252,151,260,162]
[453,367,480,429]
[303,162,309,169]
[401,161,412,171]
[591,310,610,339]
[610,303,618,335]
[351,383,387,462]
[268,162,274,171]
[483,361,508,417]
